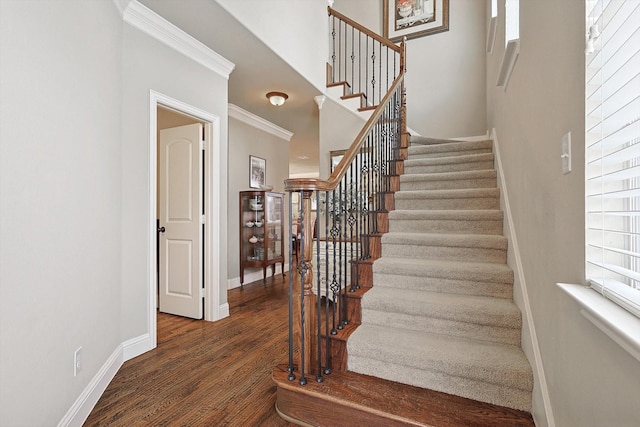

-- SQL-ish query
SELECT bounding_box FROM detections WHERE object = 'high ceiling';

[139,0,322,176]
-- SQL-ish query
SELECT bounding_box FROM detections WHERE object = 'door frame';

[148,90,223,346]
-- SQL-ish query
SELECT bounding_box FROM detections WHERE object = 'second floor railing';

[284,7,407,386]
[327,7,404,109]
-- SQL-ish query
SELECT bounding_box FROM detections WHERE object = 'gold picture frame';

[383,0,449,42]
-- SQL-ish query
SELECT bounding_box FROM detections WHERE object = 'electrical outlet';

[74,347,82,376]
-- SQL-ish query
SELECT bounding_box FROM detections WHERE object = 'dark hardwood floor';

[86,274,535,427]
[84,276,294,426]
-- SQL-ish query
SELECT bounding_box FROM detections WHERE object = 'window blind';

[586,0,640,318]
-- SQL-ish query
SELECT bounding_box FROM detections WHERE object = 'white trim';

[491,128,555,427]
[496,39,519,89]
[228,263,290,290]
[123,1,235,79]
[314,95,326,110]
[558,283,640,363]
[57,346,123,427]
[218,302,230,319]
[112,0,131,17]
[150,91,226,333]
[122,333,152,361]
[487,16,498,54]
[228,104,294,142]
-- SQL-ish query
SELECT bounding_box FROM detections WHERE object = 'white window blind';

[586,0,640,318]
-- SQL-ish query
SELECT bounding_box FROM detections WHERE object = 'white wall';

[0,1,123,424]
[215,0,328,93]
[121,21,230,339]
[487,1,640,426]
[227,115,291,281]
[318,98,366,180]
[333,0,487,138]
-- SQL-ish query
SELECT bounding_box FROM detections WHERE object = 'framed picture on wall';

[383,0,449,42]
[249,155,266,189]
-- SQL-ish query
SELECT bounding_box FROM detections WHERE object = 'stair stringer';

[491,128,555,427]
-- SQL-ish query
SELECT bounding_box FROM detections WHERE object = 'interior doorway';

[157,110,203,319]
[148,91,224,349]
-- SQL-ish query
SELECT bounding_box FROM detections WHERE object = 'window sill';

[557,283,640,362]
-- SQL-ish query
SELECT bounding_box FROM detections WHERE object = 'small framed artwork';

[249,155,266,189]
[383,0,449,43]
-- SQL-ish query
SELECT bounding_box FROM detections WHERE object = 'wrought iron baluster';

[298,194,307,385]
[287,191,295,381]
[330,188,339,335]
[331,16,336,83]
[315,191,324,382]
[358,30,362,95]
[323,190,331,374]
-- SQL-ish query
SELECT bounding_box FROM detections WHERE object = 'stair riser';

[395,197,500,210]
[389,219,503,235]
[382,244,507,264]
[372,273,513,299]
[405,160,494,174]
[361,309,521,346]
[400,178,497,191]
[408,148,492,159]
[347,356,532,412]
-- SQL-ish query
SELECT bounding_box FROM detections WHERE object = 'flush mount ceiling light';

[266,91,288,106]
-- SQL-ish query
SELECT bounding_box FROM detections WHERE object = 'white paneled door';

[159,123,203,319]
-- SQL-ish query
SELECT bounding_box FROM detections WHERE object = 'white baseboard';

[57,346,123,427]
[58,333,154,427]
[228,263,289,290]
[122,333,152,362]
[491,128,555,427]
[218,302,230,319]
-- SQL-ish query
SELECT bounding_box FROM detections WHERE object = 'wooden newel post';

[293,190,317,382]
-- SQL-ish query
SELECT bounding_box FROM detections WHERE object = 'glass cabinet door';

[265,193,282,261]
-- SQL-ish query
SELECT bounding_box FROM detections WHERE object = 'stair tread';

[408,140,493,154]
[400,169,497,182]
[382,232,507,249]
[273,365,535,427]
[389,209,503,220]
[373,256,513,283]
[348,324,533,391]
[410,136,466,145]
[395,188,499,199]
[405,152,493,166]
[362,286,521,329]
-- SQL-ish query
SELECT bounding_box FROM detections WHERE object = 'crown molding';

[228,104,293,142]
[112,0,131,17]
[122,1,235,79]
[314,95,326,110]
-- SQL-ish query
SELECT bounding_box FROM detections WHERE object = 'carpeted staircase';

[347,136,534,412]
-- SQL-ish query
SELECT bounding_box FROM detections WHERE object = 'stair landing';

[273,364,535,427]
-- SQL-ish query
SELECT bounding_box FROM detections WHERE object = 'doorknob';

[158,226,166,233]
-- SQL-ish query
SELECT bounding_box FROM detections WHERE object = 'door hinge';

[200,214,206,225]
[200,140,206,151]
[200,288,205,298]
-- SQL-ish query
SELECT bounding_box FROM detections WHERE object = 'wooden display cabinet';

[239,191,285,285]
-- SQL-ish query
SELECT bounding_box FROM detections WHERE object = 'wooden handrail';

[284,70,405,193]
[328,7,401,53]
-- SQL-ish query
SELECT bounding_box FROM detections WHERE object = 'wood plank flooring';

[86,274,535,427]
[84,276,293,426]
